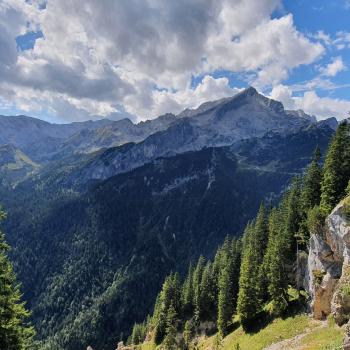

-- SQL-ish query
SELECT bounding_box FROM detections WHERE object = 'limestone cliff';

[306,196,350,348]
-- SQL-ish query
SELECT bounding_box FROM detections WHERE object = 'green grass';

[139,314,343,350]
[139,342,156,350]
[198,314,311,350]
[298,322,343,350]
[198,315,343,350]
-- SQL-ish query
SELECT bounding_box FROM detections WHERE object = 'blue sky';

[1,0,350,122]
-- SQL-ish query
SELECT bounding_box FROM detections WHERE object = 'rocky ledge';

[305,197,350,348]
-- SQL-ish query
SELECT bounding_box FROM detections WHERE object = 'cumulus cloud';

[271,84,350,120]
[0,0,329,121]
[148,75,239,119]
[320,57,347,77]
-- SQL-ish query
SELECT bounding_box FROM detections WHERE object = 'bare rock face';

[326,200,350,265]
[307,234,341,319]
[306,198,350,322]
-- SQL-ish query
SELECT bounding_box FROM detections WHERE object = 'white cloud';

[320,56,347,77]
[148,75,239,119]
[271,84,350,120]
[0,0,328,121]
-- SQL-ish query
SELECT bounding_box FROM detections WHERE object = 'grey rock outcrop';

[306,197,350,348]
[307,233,341,319]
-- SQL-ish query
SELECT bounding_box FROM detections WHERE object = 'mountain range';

[0,87,339,349]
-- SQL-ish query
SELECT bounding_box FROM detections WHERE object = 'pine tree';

[217,253,234,336]
[301,146,322,211]
[298,148,323,244]
[183,320,195,347]
[0,209,35,350]
[181,263,194,318]
[253,204,269,302]
[193,256,205,324]
[199,262,216,322]
[280,178,302,261]
[163,305,177,350]
[237,221,264,326]
[153,273,182,344]
[131,322,147,345]
[217,238,241,336]
[320,121,350,214]
[263,208,289,315]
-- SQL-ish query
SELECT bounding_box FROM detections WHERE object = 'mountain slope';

[0,115,115,161]
[8,147,286,348]
[0,144,39,185]
[2,120,334,350]
[75,88,317,182]
[0,88,320,169]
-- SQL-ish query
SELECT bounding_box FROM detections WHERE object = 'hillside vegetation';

[128,121,350,349]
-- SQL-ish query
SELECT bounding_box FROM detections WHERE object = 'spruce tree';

[298,148,323,244]
[217,238,241,336]
[217,251,234,336]
[0,209,35,350]
[131,322,147,345]
[181,263,194,318]
[263,208,289,315]
[199,262,216,322]
[183,320,195,347]
[280,178,302,261]
[193,256,205,324]
[301,146,322,211]
[163,305,177,350]
[153,273,181,344]
[320,121,350,214]
[237,221,264,326]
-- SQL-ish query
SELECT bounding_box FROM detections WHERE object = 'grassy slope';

[139,314,343,350]
[200,315,343,350]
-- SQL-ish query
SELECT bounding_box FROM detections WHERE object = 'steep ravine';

[305,196,350,349]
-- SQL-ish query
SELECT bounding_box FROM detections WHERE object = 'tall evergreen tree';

[301,146,322,211]
[153,273,182,344]
[193,256,205,324]
[237,219,266,326]
[199,262,217,322]
[320,121,350,214]
[298,147,323,244]
[0,209,35,350]
[263,208,289,315]
[279,178,302,263]
[163,305,177,350]
[254,204,269,302]
[181,263,195,318]
[216,238,242,336]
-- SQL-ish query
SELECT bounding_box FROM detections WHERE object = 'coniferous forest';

[129,121,350,349]
[0,210,34,349]
[0,101,346,350]
[2,2,350,349]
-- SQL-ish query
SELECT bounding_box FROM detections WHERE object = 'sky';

[0,0,349,123]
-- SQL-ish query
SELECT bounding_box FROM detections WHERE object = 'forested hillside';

[129,121,350,349]
[0,91,337,349]
[0,209,34,349]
